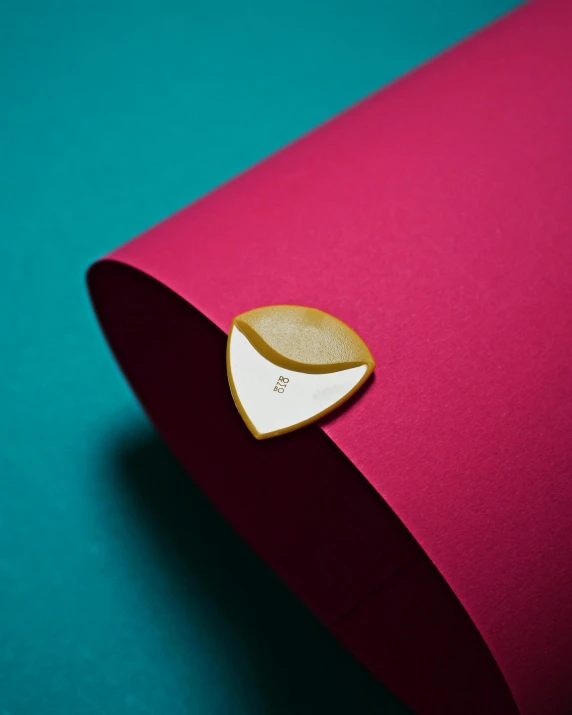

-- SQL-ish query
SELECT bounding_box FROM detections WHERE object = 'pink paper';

[88,1,572,712]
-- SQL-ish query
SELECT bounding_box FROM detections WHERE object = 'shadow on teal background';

[0,1,522,712]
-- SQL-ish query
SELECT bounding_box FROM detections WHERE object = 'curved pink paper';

[89,1,572,713]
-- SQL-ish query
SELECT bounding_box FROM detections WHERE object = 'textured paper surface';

[89,1,572,713]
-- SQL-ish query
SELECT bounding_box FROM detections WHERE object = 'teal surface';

[1,1,522,713]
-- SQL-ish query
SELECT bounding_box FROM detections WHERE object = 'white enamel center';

[228,325,367,437]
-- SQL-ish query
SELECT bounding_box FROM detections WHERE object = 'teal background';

[0,1,521,713]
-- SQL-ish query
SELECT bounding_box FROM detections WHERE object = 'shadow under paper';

[110,423,412,715]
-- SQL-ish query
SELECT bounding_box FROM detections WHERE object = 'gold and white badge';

[227,305,375,439]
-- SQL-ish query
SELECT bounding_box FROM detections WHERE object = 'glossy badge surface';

[227,305,375,439]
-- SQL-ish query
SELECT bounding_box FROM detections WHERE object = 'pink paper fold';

[88,1,572,712]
